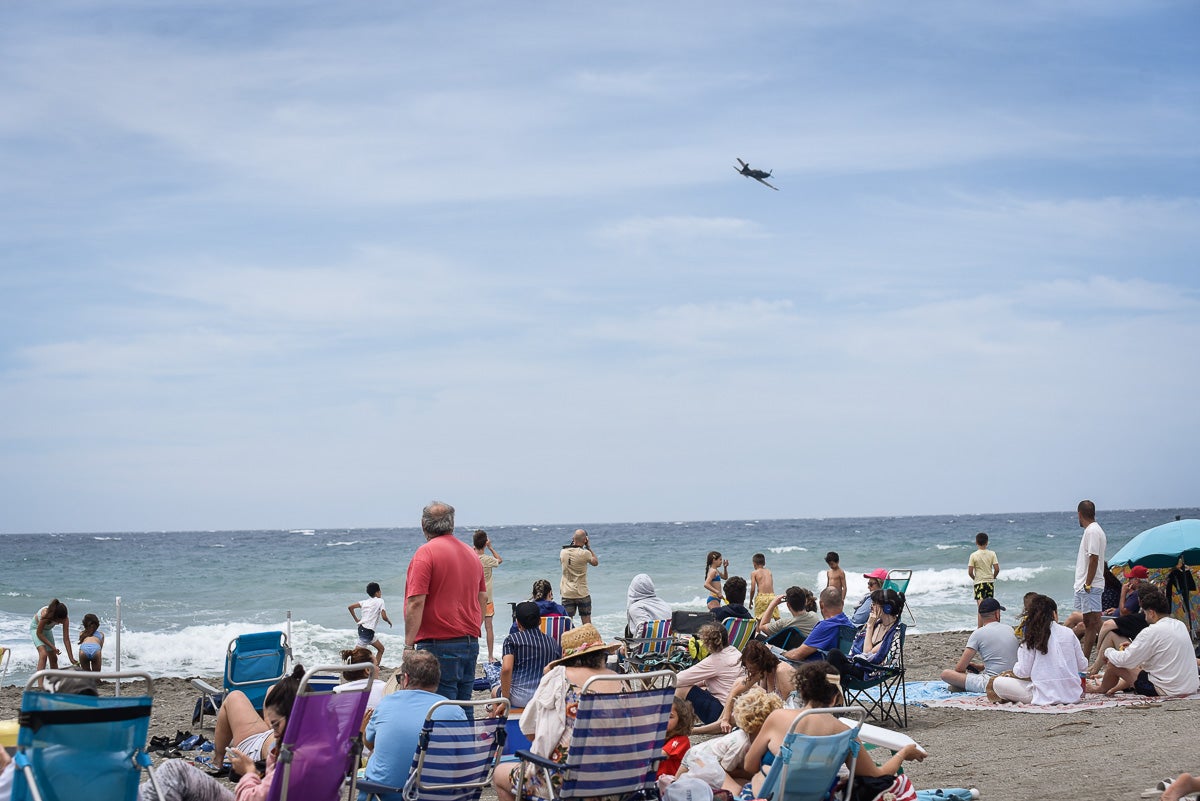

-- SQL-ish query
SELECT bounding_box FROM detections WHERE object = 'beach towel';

[915,790,977,801]
[923,690,1200,714]
[903,681,980,706]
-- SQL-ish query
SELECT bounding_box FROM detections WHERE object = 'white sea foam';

[93,536,121,541]
[768,545,808,554]
[325,541,363,547]
[935,544,958,550]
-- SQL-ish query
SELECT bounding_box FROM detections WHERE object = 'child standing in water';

[824,552,847,601]
[78,613,105,672]
[968,532,1000,607]
[704,551,729,610]
[749,554,779,620]
[32,600,75,685]
[348,582,392,664]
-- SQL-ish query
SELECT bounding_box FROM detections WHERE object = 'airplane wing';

[755,176,779,191]
[736,158,749,168]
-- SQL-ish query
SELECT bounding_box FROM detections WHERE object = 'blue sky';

[2,2,1197,532]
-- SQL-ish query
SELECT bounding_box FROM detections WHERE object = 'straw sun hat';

[546,623,621,668]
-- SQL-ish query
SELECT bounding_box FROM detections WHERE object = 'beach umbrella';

[1109,519,1200,569]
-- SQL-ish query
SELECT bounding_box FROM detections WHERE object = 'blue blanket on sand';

[903,680,982,705]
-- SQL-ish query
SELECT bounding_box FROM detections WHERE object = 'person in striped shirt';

[500,602,563,709]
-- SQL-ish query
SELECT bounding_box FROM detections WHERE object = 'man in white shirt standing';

[1073,499,1107,662]
[1096,584,1199,697]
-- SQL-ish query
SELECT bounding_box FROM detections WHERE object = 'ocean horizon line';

[2,504,1191,537]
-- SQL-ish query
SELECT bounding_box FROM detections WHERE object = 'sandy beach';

[1,630,1190,801]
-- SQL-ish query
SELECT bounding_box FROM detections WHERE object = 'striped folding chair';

[359,697,509,801]
[756,707,865,801]
[615,619,674,672]
[722,616,759,651]
[12,670,162,801]
[513,671,675,801]
[540,615,573,643]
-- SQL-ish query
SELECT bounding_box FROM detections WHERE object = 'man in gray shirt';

[940,598,1019,692]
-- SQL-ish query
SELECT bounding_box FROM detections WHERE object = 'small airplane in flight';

[735,158,778,190]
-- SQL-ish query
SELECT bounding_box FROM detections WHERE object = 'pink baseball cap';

[863,568,889,580]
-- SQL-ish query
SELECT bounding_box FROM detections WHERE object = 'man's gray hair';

[421,501,455,536]
[402,649,442,690]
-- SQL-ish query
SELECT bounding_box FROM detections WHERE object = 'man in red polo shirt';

[404,501,487,704]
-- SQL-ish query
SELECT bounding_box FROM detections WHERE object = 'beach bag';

[680,742,727,790]
[192,692,223,725]
[851,773,916,801]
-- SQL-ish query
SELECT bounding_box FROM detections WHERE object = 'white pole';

[114,596,122,697]
[286,610,293,671]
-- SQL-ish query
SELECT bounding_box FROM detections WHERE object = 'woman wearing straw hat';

[493,623,622,801]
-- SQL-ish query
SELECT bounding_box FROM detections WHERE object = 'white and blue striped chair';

[359,697,509,801]
[513,671,675,801]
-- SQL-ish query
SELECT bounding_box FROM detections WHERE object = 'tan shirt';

[969,549,998,585]
[479,553,501,603]
[560,547,592,599]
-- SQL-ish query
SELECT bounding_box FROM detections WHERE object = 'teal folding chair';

[192,630,291,727]
[883,570,916,623]
[12,669,161,801]
[757,706,866,801]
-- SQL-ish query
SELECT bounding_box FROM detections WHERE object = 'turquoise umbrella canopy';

[1109,519,1200,569]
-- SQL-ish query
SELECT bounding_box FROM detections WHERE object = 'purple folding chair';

[266,662,375,801]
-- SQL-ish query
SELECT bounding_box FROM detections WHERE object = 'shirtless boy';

[824,552,847,601]
[750,553,779,620]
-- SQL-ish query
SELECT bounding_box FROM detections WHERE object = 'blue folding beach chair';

[192,630,290,727]
[757,706,866,801]
[358,697,509,801]
[512,671,675,801]
[12,669,162,801]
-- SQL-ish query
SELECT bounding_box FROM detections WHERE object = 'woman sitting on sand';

[139,665,306,801]
[743,661,926,798]
[675,687,782,793]
[991,594,1087,705]
[674,623,745,725]
[693,640,793,735]
[827,589,903,680]
[492,624,622,801]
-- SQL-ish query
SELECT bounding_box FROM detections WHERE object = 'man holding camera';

[560,528,599,624]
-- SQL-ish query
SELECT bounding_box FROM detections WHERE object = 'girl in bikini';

[78,613,105,672]
[704,551,729,610]
[31,599,75,687]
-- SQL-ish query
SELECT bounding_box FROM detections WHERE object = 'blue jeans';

[416,637,478,715]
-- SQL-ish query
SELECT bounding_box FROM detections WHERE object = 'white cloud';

[594,216,767,247]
